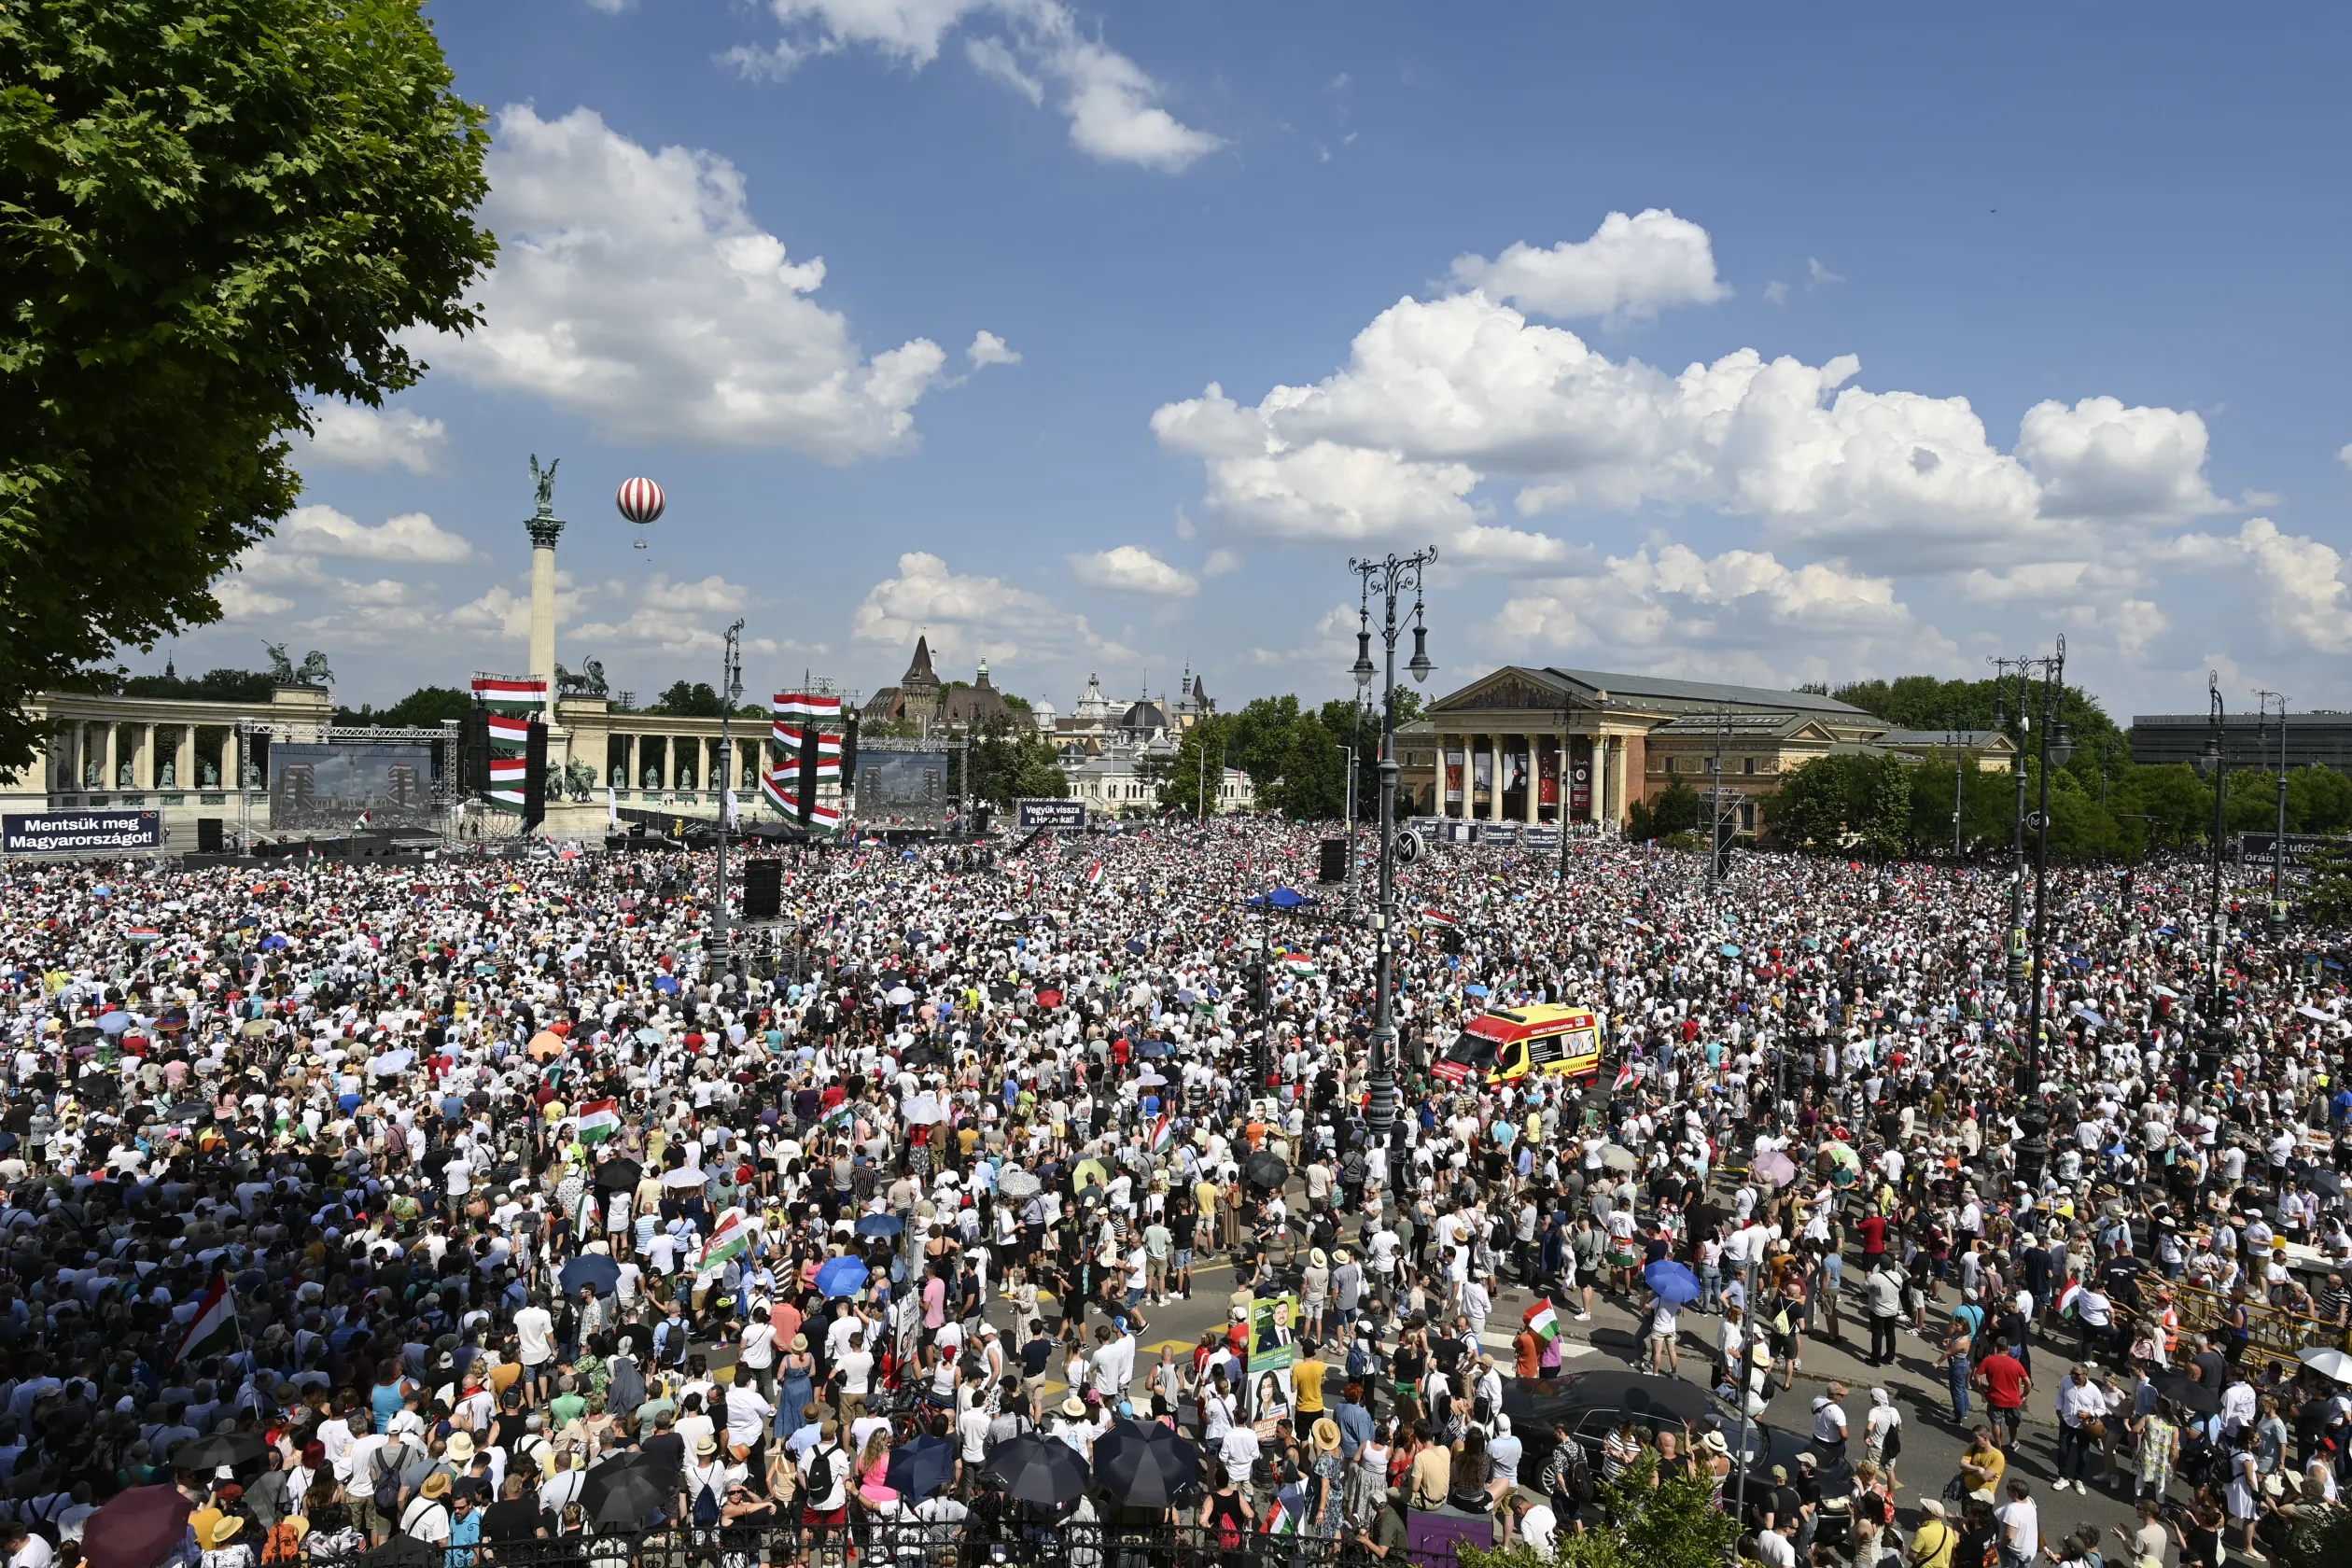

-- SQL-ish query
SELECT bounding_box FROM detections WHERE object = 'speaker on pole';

[463,706,491,795]
[741,858,783,920]
[521,720,549,833]
[1317,838,1349,883]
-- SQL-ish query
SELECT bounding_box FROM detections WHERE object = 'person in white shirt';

[512,1297,556,1401]
[1995,1479,2038,1567]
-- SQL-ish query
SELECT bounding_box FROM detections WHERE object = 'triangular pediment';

[1430,666,1588,713]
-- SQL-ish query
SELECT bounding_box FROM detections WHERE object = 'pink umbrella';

[1752,1149,1799,1189]
[83,1486,192,1568]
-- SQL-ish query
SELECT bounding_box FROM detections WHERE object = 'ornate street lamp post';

[1350,548,1436,1145]
[2015,637,2070,1193]
[2193,673,2229,1083]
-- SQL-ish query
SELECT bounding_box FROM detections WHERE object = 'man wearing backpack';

[399,1471,454,1546]
[797,1419,848,1560]
[681,1435,732,1535]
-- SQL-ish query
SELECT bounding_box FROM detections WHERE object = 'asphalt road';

[1007,1240,2150,1551]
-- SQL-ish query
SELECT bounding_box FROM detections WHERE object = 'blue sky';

[182,1,2352,722]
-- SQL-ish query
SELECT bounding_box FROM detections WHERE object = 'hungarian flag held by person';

[176,1273,237,1364]
[1613,1058,1639,1094]
[1150,1113,1174,1153]
[576,1099,621,1143]
[1263,1498,1295,1537]
[1523,1298,1561,1343]
[1086,861,1104,888]
[697,1209,751,1277]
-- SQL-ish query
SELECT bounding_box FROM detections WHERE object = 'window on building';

[1743,756,1755,775]
[1740,802,1756,831]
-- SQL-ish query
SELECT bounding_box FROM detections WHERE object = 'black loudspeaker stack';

[741,859,783,920]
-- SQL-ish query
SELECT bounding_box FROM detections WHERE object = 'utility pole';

[1989,657,2030,991]
[1950,716,1967,860]
[1710,704,1731,885]
[712,619,744,963]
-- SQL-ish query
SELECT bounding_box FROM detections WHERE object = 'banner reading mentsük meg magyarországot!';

[3,810,164,855]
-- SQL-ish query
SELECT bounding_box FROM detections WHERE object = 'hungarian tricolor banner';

[770,723,842,763]
[176,1272,238,1364]
[773,693,843,721]
[1523,1298,1560,1343]
[576,1098,621,1143]
[761,770,840,833]
[1085,861,1104,887]
[1613,1059,1638,1094]
[487,714,532,749]
[1150,1114,1174,1153]
[472,676,547,713]
[1422,908,1457,927]
[696,1208,751,1277]
[489,757,525,787]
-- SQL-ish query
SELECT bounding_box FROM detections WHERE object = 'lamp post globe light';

[2255,688,2289,932]
[1995,637,2067,1195]
[1350,547,1436,1147]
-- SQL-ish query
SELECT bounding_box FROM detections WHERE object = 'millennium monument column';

[526,456,564,720]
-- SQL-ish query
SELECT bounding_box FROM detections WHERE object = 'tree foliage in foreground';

[1457,1457,1736,1568]
[0,0,495,768]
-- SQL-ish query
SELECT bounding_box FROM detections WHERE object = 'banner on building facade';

[1569,736,1592,819]
[1471,748,1492,807]
[1538,746,1561,807]
[1505,746,1529,799]
[1444,749,1463,806]
[5,810,162,855]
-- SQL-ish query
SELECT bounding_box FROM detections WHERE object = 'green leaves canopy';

[0,0,495,766]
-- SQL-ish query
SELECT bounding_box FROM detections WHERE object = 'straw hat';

[1061,1395,1086,1419]
[1311,1419,1341,1452]
[445,1432,476,1463]
[420,1472,452,1499]
[200,1517,245,1550]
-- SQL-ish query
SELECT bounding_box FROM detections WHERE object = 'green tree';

[1,0,496,769]
[1142,714,1240,815]
[335,684,469,727]
[2303,837,2352,930]
[649,681,726,717]
[1628,778,1704,839]
[1459,1456,1736,1568]
[961,713,1066,811]
[1764,753,1879,849]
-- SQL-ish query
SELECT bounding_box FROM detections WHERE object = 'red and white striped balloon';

[615,476,665,525]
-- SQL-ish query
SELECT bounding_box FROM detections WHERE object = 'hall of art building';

[1397,666,1941,835]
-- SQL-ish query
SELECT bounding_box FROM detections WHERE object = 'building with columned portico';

[1398,666,1888,834]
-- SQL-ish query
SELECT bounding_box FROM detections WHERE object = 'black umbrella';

[581,1453,672,1528]
[2306,1168,2344,1197]
[1092,1419,1201,1507]
[171,1431,268,1470]
[984,1433,1090,1506]
[595,1158,643,1193]
[1244,1152,1289,1191]
[2153,1372,2223,1417]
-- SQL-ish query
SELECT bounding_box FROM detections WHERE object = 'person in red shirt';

[1973,1346,2031,1449]
[1855,1211,1889,1263]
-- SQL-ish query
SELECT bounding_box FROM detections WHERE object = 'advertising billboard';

[1016,799,1087,830]
[855,749,952,827]
[269,742,438,832]
[4,810,163,855]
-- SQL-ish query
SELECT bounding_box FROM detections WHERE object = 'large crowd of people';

[0,818,2347,1568]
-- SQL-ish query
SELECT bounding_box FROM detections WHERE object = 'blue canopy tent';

[1245,888,1314,909]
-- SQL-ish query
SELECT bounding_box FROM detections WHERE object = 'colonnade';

[1435,730,1627,828]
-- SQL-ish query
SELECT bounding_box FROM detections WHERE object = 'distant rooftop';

[1543,667,1874,719]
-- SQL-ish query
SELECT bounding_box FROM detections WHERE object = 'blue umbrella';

[885,1435,956,1500]
[95,1013,133,1036]
[1125,938,1146,955]
[2073,1007,2108,1029]
[1645,1259,1702,1306]
[259,933,290,950]
[816,1256,870,1297]
[1719,944,1743,958]
[653,975,680,993]
[1463,983,1490,998]
[561,1253,623,1295]
[855,1213,904,1238]
[1138,1040,1170,1058]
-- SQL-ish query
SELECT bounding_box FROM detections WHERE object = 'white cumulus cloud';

[1067,545,1197,596]
[1449,209,1729,324]
[277,506,479,565]
[853,550,1128,669]
[1154,275,2232,577]
[734,1,1221,173]
[301,405,448,474]
[2166,518,2352,654]
[431,105,992,455]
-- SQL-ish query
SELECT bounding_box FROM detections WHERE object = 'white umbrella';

[885,986,917,1007]
[663,1167,707,1190]
[2298,1346,2352,1384]
[1599,1143,1639,1173]
[998,1168,1042,1199]
[901,1093,943,1125]
[1135,1071,1168,1087]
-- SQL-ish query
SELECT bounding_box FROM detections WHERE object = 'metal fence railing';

[308,1520,1482,1568]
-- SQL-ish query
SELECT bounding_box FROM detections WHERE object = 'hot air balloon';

[615,477,665,548]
